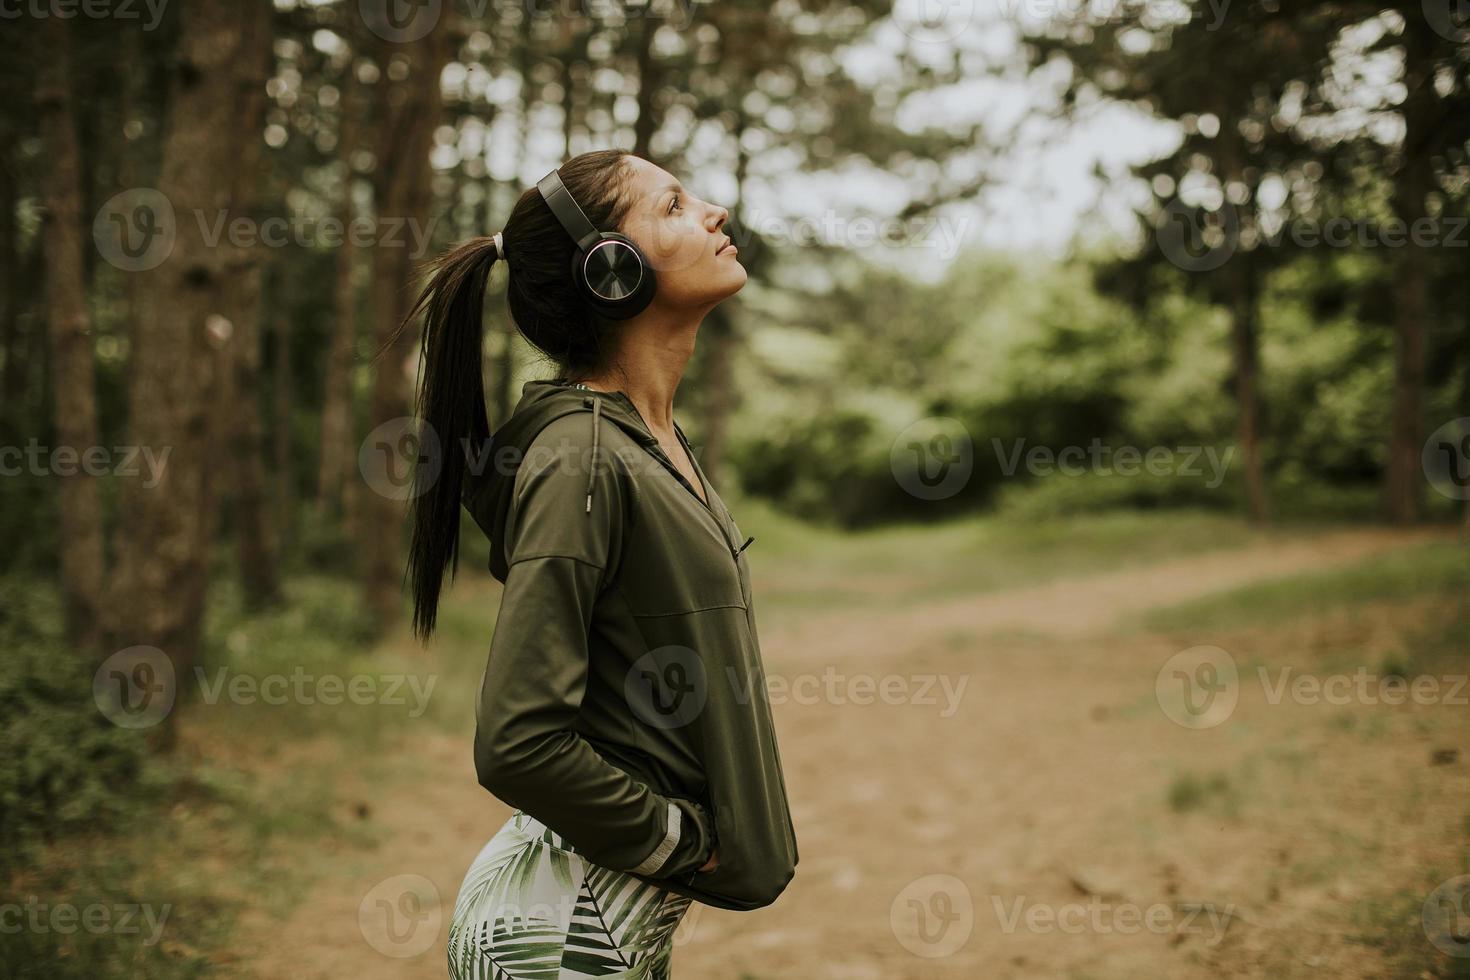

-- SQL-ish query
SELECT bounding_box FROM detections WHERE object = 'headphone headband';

[537,170,601,253]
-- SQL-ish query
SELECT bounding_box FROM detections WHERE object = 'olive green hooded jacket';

[461,379,798,911]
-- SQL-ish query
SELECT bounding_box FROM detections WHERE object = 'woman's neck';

[573,319,699,435]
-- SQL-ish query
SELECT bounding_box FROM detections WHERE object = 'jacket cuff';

[633,798,714,879]
[630,800,683,875]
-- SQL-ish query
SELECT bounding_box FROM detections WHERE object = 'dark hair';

[380,148,640,640]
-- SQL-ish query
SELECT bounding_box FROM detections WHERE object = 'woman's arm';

[472,416,714,878]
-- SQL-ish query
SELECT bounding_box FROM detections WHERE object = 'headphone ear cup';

[573,232,657,321]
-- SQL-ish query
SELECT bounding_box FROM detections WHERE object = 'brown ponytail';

[378,149,641,639]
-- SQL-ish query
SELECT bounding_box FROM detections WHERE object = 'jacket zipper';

[646,429,746,564]
[661,452,743,561]
[598,397,745,566]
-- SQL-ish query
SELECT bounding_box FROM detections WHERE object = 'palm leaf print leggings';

[448,811,695,979]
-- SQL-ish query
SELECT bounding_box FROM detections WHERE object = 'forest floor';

[199,512,1468,980]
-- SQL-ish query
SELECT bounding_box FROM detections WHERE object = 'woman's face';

[617,157,746,312]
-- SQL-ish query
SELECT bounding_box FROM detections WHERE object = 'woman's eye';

[669,195,681,214]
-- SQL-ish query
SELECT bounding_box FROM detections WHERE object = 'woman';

[394,150,798,979]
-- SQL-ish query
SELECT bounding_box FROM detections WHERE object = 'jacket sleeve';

[472,415,714,878]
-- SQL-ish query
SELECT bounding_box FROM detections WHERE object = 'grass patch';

[0,747,378,980]
[1167,770,1240,816]
[191,572,440,746]
[1139,538,1470,634]
[1352,867,1470,979]
[1,562,403,980]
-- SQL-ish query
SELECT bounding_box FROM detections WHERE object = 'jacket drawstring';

[585,395,602,514]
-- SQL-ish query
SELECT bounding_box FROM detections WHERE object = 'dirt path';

[774,525,1446,658]
[233,525,1462,979]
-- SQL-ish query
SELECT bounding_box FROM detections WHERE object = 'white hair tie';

[492,231,505,262]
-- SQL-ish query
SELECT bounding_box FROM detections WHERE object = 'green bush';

[0,580,169,879]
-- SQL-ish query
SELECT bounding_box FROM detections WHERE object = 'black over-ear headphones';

[537,168,657,321]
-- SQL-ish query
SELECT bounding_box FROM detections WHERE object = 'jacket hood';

[463,379,660,582]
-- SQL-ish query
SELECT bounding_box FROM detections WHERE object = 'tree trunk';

[362,35,451,626]
[1228,253,1269,523]
[11,233,47,430]
[0,120,22,427]
[698,307,736,487]
[272,313,295,543]
[1384,253,1426,524]
[632,14,658,158]
[559,25,588,156]
[222,9,280,609]
[36,17,105,655]
[110,0,272,689]
[1383,22,1435,524]
[317,56,363,521]
[697,120,751,489]
[1214,107,1269,524]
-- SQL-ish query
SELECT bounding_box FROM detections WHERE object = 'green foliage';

[0,580,170,879]
[0,470,61,578]
[727,243,1466,527]
[991,454,1244,520]
[0,569,383,980]
[1259,252,1396,482]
